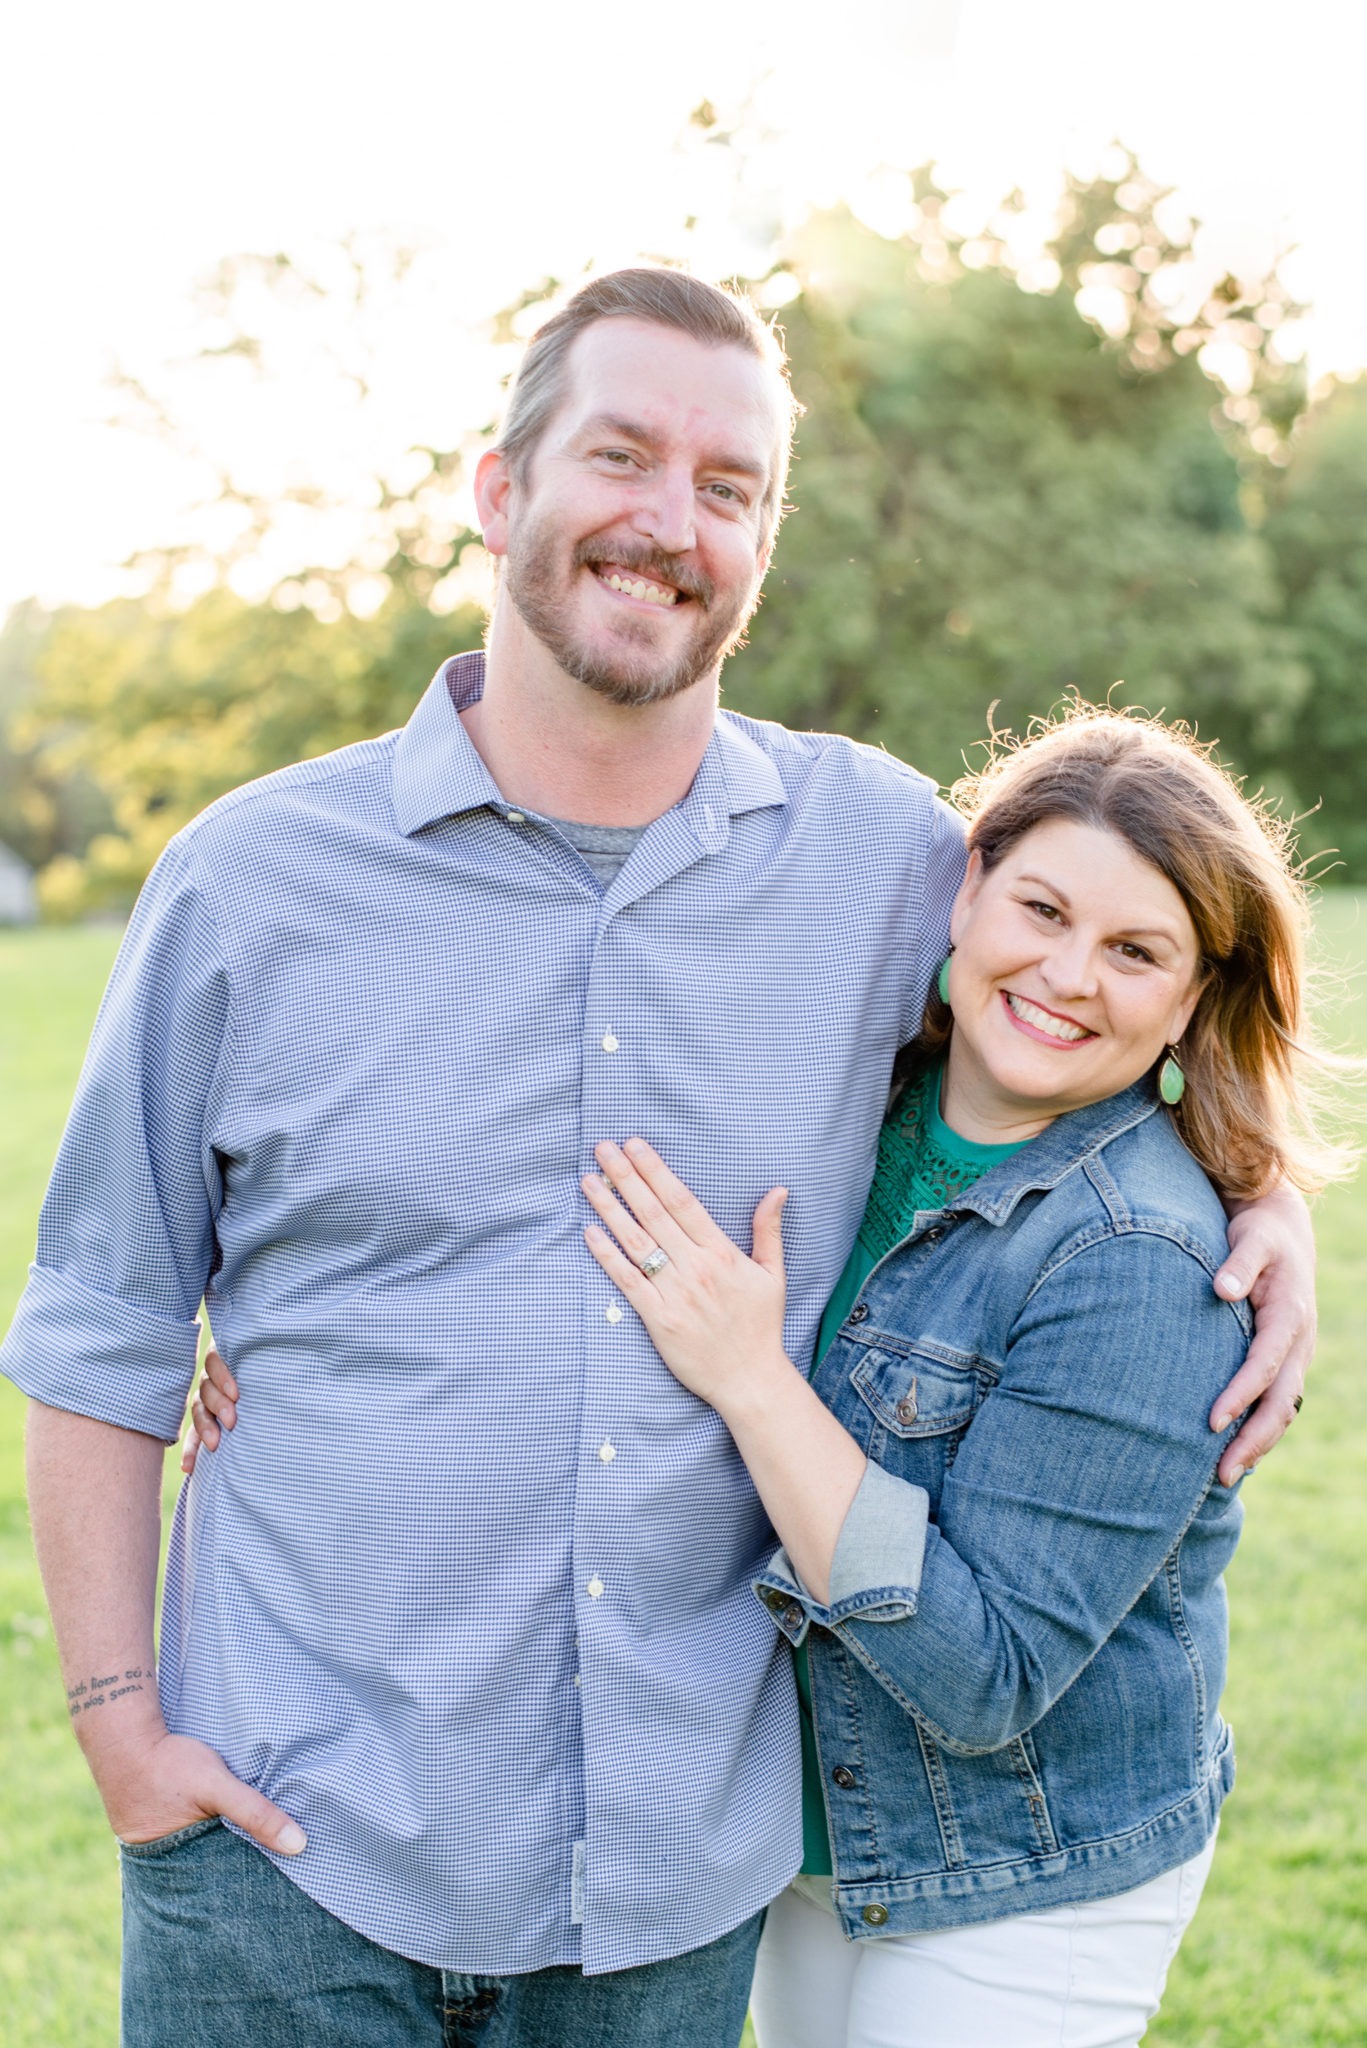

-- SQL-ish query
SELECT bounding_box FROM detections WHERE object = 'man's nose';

[632,465,696,556]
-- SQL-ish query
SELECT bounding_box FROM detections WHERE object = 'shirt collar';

[392,650,785,839]
[391,653,507,835]
[948,1082,1162,1228]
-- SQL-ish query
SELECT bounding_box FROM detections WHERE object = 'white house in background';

[0,843,38,924]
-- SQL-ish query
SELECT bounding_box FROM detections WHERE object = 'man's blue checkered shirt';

[2,653,964,1974]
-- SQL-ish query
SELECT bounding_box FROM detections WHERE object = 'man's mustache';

[573,541,714,610]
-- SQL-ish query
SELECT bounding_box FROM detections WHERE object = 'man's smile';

[592,563,683,609]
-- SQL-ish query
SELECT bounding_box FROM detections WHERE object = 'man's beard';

[503,518,760,707]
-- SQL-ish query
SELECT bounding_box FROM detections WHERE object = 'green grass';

[1,928,125,2041]
[2,908,1365,2046]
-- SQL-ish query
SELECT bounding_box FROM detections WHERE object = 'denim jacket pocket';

[850,1341,983,1440]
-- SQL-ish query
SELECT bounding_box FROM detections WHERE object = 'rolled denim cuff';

[829,1460,930,1609]
[753,1558,814,1644]
[753,1465,930,1642]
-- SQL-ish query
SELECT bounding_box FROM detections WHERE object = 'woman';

[573,709,1350,2048]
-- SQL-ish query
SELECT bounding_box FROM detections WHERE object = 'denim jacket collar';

[942,1081,1162,1229]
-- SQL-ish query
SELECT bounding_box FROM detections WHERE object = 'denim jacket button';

[895,1393,919,1424]
[847,1303,869,1325]
[861,1903,889,1926]
[831,1765,857,1790]
[783,1603,805,1632]
[924,1228,943,1244]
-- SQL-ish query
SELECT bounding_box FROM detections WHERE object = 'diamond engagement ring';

[640,1248,670,1280]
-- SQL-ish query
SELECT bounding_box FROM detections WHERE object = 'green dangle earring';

[936,952,953,1010]
[1158,1045,1186,1105]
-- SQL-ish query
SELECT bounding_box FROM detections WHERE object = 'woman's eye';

[599,450,636,467]
[1025,899,1061,921]
[1116,942,1156,965]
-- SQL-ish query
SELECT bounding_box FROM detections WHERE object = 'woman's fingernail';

[1212,1412,1232,1433]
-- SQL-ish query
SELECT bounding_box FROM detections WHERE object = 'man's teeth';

[601,572,679,607]
[1006,994,1091,1042]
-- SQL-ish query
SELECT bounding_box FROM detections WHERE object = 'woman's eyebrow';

[1015,870,1069,906]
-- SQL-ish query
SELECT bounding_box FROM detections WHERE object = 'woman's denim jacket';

[756,1081,1252,1937]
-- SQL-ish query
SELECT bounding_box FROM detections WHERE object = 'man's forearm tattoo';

[66,1666,148,1718]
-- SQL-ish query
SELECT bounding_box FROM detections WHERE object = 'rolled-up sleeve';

[1,841,230,1441]
[755,1462,930,1640]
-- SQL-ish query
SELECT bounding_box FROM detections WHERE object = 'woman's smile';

[1000,990,1097,1047]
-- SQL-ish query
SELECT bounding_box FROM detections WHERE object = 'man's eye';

[598,450,636,467]
[707,482,741,503]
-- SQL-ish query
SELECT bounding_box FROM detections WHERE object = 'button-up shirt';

[1,652,964,1974]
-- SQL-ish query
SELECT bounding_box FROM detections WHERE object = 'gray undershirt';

[529,812,648,888]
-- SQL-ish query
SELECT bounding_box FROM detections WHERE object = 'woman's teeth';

[599,572,679,607]
[1006,993,1092,1042]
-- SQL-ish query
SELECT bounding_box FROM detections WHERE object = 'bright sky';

[3,0,1364,617]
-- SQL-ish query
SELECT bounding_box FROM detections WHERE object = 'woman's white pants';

[751,1835,1216,2048]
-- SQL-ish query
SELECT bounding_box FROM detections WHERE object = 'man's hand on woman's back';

[1211,1181,1317,1485]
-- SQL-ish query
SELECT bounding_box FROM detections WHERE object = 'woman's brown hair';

[921,703,1355,1199]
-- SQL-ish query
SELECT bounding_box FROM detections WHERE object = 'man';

[3,269,1312,2046]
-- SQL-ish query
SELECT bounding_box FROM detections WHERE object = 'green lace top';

[796,1064,1028,1877]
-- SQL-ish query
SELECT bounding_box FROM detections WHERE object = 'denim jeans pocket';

[119,1816,225,1859]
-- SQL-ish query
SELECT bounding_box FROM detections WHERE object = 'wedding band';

[640,1248,670,1280]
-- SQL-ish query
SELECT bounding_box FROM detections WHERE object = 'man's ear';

[948,848,985,948]
[474,449,515,559]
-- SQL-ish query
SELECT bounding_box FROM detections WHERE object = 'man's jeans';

[120,1819,763,2048]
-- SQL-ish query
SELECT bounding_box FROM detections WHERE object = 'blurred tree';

[10,152,1351,912]
[12,236,490,915]
[105,236,497,618]
[0,601,112,875]
[727,184,1307,793]
[23,590,484,918]
[1261,378,1367,877]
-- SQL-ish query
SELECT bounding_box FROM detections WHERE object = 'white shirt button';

[600,1032,619,1053]
[573,1672,581,1687]
[605,1303,623,1324]
[505,810,526,825]
[598,1442,617,1463]
[586,1576,605,1599]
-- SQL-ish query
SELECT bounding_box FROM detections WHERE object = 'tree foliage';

[23,591,484,918]
[3,155,1361,913]
[1261,380,1367,878]
[728,200,1305,788]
